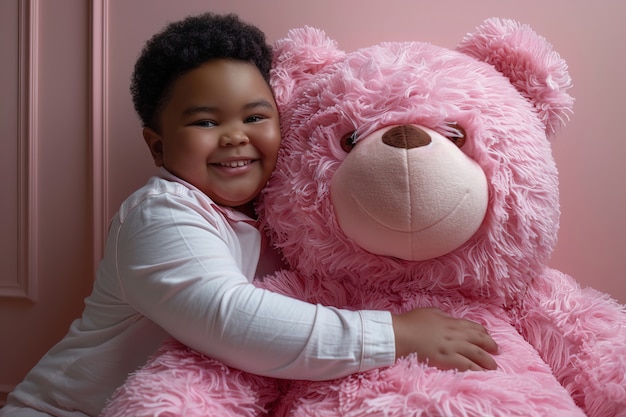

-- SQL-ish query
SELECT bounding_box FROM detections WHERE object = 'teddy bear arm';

[514,268,626,416]
[100,338,280,417]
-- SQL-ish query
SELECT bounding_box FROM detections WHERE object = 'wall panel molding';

[0,0,39,300]
[90,0,109,269]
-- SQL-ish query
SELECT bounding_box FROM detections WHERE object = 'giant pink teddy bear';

[102,18,626,416]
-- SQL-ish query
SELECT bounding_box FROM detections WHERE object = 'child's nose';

[219,130,249,147]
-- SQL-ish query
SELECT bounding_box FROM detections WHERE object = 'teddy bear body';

[101,19,626,417]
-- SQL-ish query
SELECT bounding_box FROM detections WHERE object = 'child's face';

[143,59,281,208]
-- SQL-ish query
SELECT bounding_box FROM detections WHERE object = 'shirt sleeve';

[114,192,395,381]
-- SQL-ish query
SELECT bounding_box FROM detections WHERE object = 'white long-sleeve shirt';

[2,169,395,417]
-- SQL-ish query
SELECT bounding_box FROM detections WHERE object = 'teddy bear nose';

[382,125,431,149]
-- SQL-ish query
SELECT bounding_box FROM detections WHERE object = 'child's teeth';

[220,160,250,167]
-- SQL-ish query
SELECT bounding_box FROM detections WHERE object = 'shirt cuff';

[358,310,396,372]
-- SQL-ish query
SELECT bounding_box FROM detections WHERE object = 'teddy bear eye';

[340,131,358,153]
[445,122,467,148]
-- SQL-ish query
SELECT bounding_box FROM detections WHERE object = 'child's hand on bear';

[392,307,498,371]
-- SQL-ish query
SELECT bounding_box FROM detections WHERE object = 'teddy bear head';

[257,18,573,307]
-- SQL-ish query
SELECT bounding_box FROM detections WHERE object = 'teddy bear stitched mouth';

[348,189,471,234]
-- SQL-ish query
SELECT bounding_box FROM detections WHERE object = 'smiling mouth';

[214,160,253,168]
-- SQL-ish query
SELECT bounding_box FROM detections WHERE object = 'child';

[1,13,498,417]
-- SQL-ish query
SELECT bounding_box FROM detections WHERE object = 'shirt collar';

[158,167,258,225]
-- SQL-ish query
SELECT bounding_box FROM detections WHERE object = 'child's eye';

[192,120,217,128]
[245,115,265,123]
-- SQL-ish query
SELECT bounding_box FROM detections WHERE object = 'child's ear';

[143,127,164,167]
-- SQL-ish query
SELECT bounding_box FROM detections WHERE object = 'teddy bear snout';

[382,125,431,149]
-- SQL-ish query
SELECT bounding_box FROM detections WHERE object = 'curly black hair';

[131,12,272,131]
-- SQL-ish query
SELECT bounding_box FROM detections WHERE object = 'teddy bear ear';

[270,26,346,107]
[457,18,574,140]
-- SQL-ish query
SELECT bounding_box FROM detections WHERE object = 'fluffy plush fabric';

[101,18,626,416]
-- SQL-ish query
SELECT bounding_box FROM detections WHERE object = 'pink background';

[1,0,624,403]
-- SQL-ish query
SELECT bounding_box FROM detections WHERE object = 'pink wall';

[0,0,93,403]
[107,0,626,303]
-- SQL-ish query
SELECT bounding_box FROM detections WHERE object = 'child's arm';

[116,193,393,380]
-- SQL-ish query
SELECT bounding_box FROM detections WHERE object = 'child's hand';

[392,307,498,371]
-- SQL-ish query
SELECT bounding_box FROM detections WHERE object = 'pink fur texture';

[101,18,626,416]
